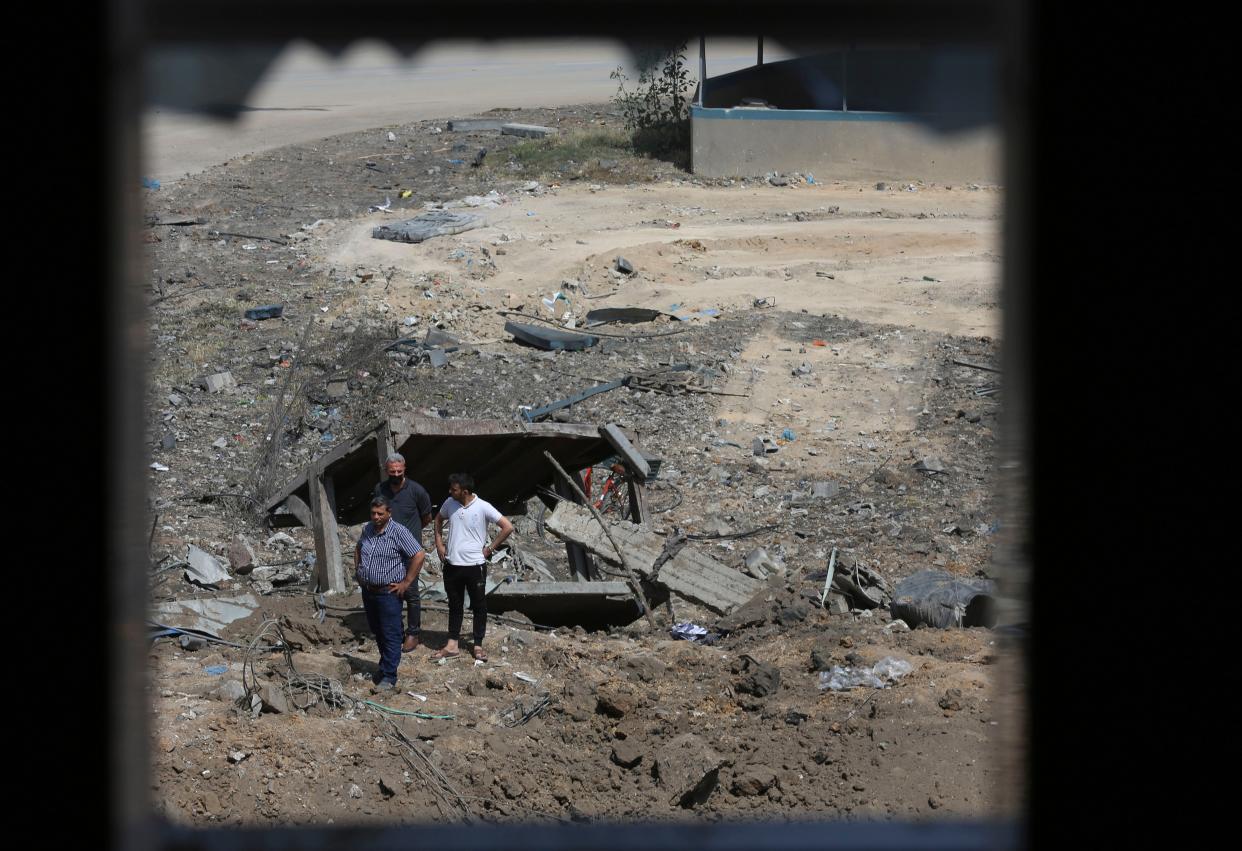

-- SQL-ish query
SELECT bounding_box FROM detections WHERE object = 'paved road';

[143,39,792,184]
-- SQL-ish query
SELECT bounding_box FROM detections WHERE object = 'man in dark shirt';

[374,452,433,652]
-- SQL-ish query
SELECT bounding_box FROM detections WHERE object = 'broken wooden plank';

[600,423,651,481]
[544,501,762,614]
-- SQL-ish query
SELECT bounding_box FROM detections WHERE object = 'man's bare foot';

[472,646,488,662]
[402,635,420,652]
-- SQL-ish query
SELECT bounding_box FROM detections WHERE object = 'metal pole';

[842,47,848,111]
[757,35,763,65]
[698,36,705,106]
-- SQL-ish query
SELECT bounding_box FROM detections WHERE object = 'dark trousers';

[361,586,403,684]
[444,562,487,645]
[403,576,421,636]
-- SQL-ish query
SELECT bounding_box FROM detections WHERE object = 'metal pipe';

[698,36,705,106]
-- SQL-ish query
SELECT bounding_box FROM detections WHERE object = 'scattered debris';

[371,211,483,244]
[615,256,635,275]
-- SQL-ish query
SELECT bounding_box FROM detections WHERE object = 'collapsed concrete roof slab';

[266,416,628,525]
[544,501,763,615]
[264,415,650,596]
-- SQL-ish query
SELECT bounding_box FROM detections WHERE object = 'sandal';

[472,646,488,662]
[430,648,460,659]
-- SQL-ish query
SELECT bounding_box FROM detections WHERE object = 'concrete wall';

[691,107,1000,184]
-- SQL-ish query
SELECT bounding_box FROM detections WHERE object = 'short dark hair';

[448,472,475,493]
[370,496,392,511]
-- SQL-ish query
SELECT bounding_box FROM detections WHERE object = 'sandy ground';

[144,39,792,184]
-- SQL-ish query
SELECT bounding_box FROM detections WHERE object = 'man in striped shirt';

[354,496,425,692]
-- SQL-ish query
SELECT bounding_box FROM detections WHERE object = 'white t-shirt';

[439,495,503,565]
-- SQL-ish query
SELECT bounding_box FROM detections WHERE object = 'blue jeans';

[361,586,404,684]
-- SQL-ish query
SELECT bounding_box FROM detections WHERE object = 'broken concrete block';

[257,681,291,714]
[743,547,785,579]
[500,122,557,138]
[168,393,186,407]
[447,118,505,132]
[812,481,840,499]
[372,211,483,244]
[752,436,779,455]
[228,536,256,574]
[654,733,725,808]
[160,433,176,450]
[768,175,789,187]
[733,655,781,697]
[427,348,448,368]
[153,594,259,635]
[914,457,947,474]
[205,372,235,393]
[611,739,645,769]
[544,502,764,615]
[732,765,778,796]
[185,544,230,586]
[378,774,403,798]
[215,680,247,703]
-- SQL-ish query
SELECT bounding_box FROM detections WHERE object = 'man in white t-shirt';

[431,472,514,661]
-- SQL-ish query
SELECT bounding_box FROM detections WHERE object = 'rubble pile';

[142,103,1012,827]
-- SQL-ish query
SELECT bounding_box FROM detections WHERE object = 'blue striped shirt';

[357,520,422,586]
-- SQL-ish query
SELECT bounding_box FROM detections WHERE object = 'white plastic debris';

[369,197,392,213]
[514,672,538,684]
[150,462,170,472]
[228,751,248,763]
[671,622,710,642]
[387,131,396,142]
[818,656,913,691]
[185,544,231,586]
[406,692,428,702]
